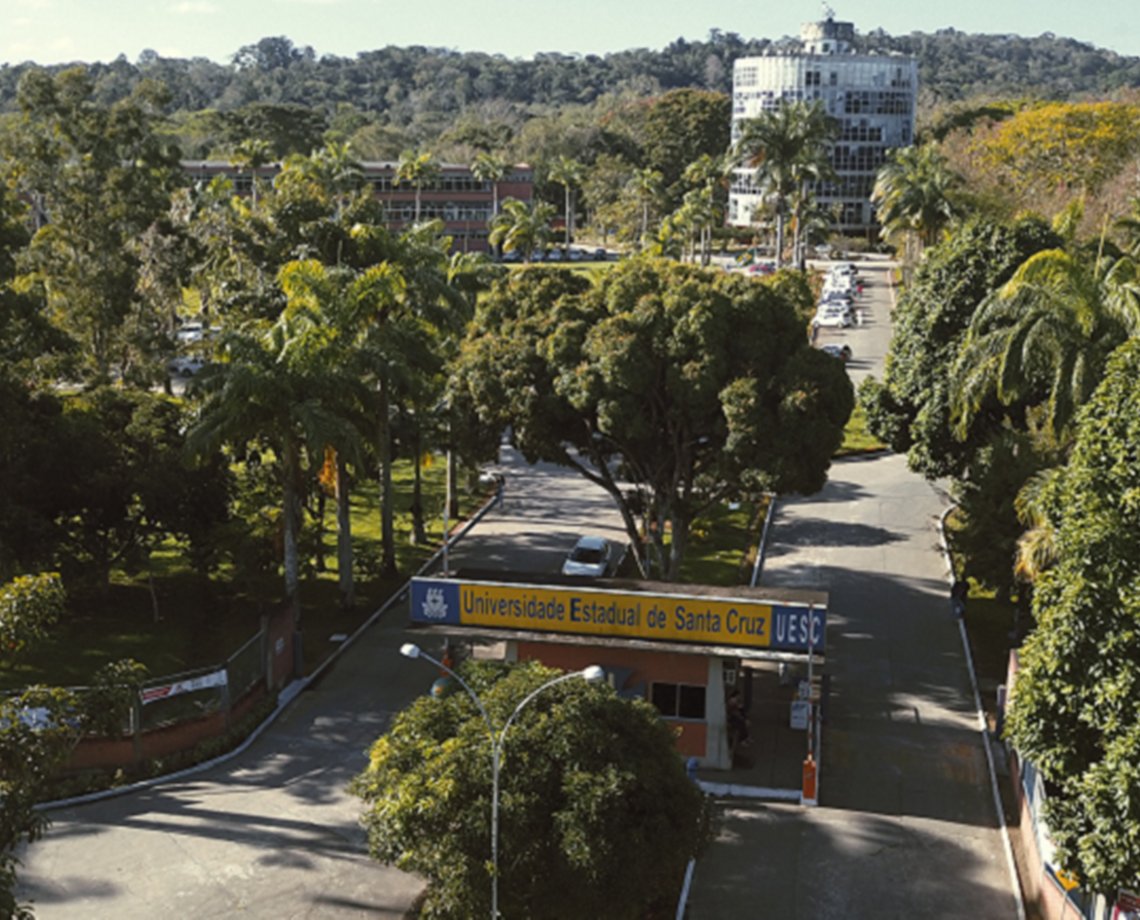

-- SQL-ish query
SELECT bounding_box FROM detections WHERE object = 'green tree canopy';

[351,659,705,919]
[1005,337,1140,896]
[450,257,852,579]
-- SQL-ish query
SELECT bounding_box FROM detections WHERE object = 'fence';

[61,604,295,774]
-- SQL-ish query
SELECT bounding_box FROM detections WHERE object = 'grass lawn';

[0,456,491,691]
[678,500,769,586]
[838,402,887,456]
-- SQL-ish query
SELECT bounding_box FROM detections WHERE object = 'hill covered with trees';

[1,28,1138,156]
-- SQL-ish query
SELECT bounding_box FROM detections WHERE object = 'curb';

[936,505,1027,920]
[38,484,504,813]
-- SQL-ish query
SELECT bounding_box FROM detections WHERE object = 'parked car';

[819,343,852,362]
[561,536,613,577]
[176,321,205,344]
[167,356,206,377]
[814,306,853,328]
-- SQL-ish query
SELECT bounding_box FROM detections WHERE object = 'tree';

[396,149,440,224]
[488,198,554,262]
[950,245,1140,442]
[450,258,852,579]
[351,659,705,919]
[470,151,509,219]
[3,68,182,385]
[1005,337,1140,896]
[639,88,732,208]
[186,312,362,622]
[628,167,663,249]
[229,137,273,207]
[734,100,835,269]
[547,155,584,250]
[2,574,145,919]
[872,144,963,264]
[274,257,401,607]
[860,215,1061,480]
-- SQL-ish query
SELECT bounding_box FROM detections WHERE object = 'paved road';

[19,258,1020,918]
[16,449,626,919]
[685,259,1021,918]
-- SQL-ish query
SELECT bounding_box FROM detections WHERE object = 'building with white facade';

[728,14,917,238]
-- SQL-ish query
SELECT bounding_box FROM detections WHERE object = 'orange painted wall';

[516,640,710,759]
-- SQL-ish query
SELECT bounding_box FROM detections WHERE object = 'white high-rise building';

[728,14,917,238]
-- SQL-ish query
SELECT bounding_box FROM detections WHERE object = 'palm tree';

[275,257,402,607]
[682,154,730,265]
[629,167,663,249]
[186,314,365,622]
[488,198,555,262]
[471,151,509,220]
[231,138,272,207]
[735,100,835,269]
[548,155,584,251]
[872,144,962,263]
[951,246,1140,441]
[396,149,440,224]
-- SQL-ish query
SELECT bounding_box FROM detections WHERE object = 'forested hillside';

[1,28,1138,147]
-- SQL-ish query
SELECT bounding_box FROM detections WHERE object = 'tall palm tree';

[488,198,555,262]
[275,257,402,607]
[735,100,835,269]
[548,155,584,251]
[872,144,962,262]
[231,138,272,207]
[629,167,663,249]
[186,315,364,622]
[471,151,509,219]
[396,149,440,224]
[951,246,1140,440]
[682,154,730,265]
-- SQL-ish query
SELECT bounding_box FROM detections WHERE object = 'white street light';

[399,643,604,918]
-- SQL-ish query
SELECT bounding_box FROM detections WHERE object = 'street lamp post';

[400,642,605,919]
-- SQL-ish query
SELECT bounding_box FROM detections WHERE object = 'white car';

[176,321,205,344]
[561,536,613,577]
[168,356,206,377]
[814,306,852,328]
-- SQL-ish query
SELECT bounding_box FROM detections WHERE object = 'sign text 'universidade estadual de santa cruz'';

[410,578,825,653]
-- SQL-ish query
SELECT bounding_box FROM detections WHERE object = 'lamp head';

[400,643,422,660]
[581,665,605,683]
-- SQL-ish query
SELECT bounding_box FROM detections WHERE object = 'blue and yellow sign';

[409,577,825,653]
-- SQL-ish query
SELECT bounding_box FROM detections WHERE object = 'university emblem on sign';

[422,587,449,620]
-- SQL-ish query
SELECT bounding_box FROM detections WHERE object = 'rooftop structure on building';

[181,159,534,254]
[728,10,917,239]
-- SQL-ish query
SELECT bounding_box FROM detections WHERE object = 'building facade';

[728,15,917,238]
[182,160,534,254]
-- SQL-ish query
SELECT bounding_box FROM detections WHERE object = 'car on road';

[561,536,613,577]
[819,343,852,362]
[168,356,206,377]
[814,306,853,328]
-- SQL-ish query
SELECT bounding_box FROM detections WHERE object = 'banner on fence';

[141,668,229,705]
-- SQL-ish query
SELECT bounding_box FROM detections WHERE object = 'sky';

[4,0,1139,68]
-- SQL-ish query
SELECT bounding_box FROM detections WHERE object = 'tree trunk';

[411,429,427,545]
[447,447,459,519]
[378,379,398,578]
[564,185,571,249]
[313,488,327,573]
[666,509,690,582]
[282,442,302,625]
[336,454,354,610]
[774,207,787,269]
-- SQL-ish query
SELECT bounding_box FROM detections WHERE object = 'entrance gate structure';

[409,572,828,804]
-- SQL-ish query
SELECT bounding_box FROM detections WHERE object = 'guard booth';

[408,572,827,793]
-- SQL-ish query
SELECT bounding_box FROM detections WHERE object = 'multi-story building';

[181,160,534,254]
[727,14,917,238]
